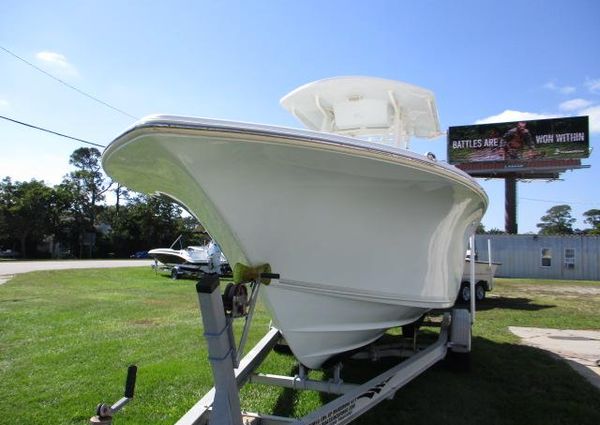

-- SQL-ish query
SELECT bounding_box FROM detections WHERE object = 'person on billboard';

[502,121,535,159]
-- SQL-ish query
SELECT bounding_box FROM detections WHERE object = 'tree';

[66,147,113,227]
[475,224,506,235]
[0,178,55,257]
[113,184,129,217]
[60,148,114,257]
[100,194,203,257]
[583,209,600,235]
[48,181,87,257]
[536,204,575,235]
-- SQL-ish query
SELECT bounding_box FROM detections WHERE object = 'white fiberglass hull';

[148,246,227,268]
[103,116,487,369]
[148,248,202,266]
[463,260,500,282]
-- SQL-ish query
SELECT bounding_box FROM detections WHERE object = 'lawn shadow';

[309,335,600,425]
[0,297,40,303]
[271,364,300,417]
[474,296,555,312]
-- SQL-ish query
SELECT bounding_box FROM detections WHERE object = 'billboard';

[447,116,589,166]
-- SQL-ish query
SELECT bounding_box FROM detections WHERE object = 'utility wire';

[0,45,139,120]
[520,197,597,206]
[0,114,106,148]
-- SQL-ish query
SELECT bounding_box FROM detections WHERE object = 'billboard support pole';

[505,177,518,234]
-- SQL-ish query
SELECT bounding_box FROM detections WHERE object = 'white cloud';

[475,110,556,124]
[35,51,79,77]
[579,105,600,133]
[584,78,600,94]
[559,98,593,111]
[543,81,576,95]
[0,98,9,110]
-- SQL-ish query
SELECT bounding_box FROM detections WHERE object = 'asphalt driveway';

[0,259,154,285]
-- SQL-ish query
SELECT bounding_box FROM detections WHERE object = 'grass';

[1,270,599,424]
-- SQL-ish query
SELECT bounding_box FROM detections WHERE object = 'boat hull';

[148,248,201,266]
[463,260,500,283]
[263,283,427,367]
[103,116,487,369]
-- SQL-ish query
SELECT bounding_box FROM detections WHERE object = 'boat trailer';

[90,267,472,425]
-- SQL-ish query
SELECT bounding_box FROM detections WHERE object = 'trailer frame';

[173,273,471,425]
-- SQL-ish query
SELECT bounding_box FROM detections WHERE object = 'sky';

[1,0,599,233]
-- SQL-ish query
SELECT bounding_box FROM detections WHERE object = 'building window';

[541,248,552,267]
[564,248,575,269]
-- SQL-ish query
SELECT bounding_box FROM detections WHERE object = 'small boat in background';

[459,249,501,302]
[149,245,210,267]
[149,238,229,278]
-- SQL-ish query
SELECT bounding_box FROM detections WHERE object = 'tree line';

[477,204,600,235]
[0,148,204,259]
[2,148,599,258]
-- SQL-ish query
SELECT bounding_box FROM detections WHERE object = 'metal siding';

[581,236,600,280]
[474,235,600,280]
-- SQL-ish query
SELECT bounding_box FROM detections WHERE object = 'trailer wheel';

[171,268,179,280]
[450,308,471,353]
[475,283,486,302]
[222,283,235,312]
[459,283,471,303]
[447,308,472,371]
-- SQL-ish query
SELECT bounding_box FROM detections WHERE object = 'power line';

[0,114,106,148]
[0,45,138,120]
[520,197,597,206]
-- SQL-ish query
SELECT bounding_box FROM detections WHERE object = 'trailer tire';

[459,283,470,303]
[450,308,471,353]
[171,268,179,280]
[475,282,486,302]
[447,308,472,371]
[222,283,235,312]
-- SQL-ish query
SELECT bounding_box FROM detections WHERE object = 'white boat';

[460,254,501,302]
[102,77,487,369]
[149,243,230,279]
[465,259,500,283]
[148,246,209,267]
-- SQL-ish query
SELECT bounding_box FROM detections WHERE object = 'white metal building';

[474,234,600,281]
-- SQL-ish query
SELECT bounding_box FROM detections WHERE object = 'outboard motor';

[207,240,222,274]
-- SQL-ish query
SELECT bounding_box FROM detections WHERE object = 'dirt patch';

[144,299,170,306]
[517,285,600,296]
[129,319,159,327]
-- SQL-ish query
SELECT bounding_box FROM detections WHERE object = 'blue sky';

[1,0,599,233]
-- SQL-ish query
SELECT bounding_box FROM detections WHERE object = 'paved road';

[0,259,154,285]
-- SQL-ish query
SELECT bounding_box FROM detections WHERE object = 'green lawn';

[1,270,599,424]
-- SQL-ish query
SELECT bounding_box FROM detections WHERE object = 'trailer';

[90,270,473,425]
[458,239,501,303]
[152,261,233,280]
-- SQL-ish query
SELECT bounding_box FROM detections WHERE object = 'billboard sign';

[447,116,589,166]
